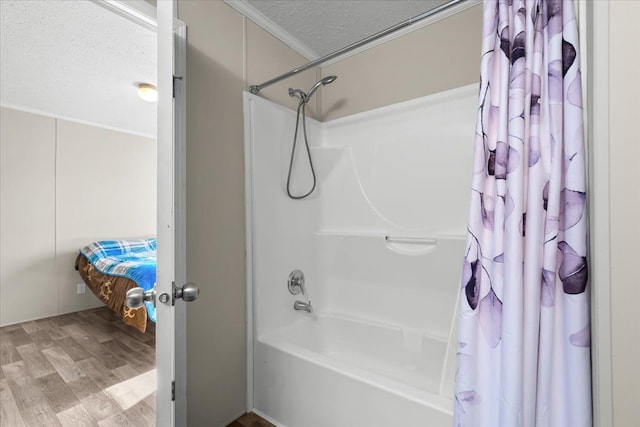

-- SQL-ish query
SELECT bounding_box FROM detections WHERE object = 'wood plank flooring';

[0,307,155,426]
[228,412,276,427]
[227,412,275,427]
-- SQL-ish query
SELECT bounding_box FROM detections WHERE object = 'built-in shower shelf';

[315,230,464,240]
[315,230,439,255]
[316,230,386,237]
[315,230,436,241]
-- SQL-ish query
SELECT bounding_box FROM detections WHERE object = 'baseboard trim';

[0,304,105,328]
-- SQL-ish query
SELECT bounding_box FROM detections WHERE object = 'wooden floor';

[228,412,275,427]
[0,306,156,426]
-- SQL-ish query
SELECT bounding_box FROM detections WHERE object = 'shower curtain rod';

[249,0,468,94]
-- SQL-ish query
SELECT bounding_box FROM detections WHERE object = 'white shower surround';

[244,84,477,426]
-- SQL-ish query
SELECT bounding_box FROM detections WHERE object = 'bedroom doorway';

[81,1,192,425]
[0,1,188,426]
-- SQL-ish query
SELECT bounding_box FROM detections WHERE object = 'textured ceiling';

[0,0,156,137]
[245,0,451,58]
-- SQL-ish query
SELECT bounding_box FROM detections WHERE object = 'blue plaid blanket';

[79,238,157,322]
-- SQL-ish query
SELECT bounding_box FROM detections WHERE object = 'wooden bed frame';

[75,254,149,332]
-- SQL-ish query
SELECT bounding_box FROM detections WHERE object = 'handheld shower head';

[305,75,337,103]
[284,75,337,200]
[319,75,338,85]
[288,76,337,105]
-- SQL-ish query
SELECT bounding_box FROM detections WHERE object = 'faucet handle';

[294,300,313,313]
[288,270,305,295]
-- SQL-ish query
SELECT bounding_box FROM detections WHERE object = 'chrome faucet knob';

[288,270,305,295]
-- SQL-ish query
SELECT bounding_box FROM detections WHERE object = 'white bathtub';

[253,314,454,427]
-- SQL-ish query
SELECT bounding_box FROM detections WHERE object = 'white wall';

[245,94,323,339]
[0,107,156,325]
[55,119,157,315]
[1,108,57,325]
[316,85,476,339]
[609,2,640,425]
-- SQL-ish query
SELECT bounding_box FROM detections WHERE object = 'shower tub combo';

[243,84,477,426]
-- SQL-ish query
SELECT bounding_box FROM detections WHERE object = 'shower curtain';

[455,1,591,426]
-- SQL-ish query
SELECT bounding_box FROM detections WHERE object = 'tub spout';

[294,300,313,313]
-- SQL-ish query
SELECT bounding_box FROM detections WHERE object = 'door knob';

[174,282,199,302]
[125,287,156,309]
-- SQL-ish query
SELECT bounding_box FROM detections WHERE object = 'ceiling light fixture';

[137,83,158,102]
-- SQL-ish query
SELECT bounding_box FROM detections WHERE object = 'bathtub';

[253,313,454,427]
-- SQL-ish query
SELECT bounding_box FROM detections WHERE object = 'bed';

[75,238,157,332]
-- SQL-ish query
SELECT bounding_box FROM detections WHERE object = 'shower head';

[319,75,338,85]
[305,75,337,103]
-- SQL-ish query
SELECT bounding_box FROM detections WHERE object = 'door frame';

[578,1,613,426]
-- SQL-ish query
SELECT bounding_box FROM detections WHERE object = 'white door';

[95,1,190,425]
[156,1,189,426]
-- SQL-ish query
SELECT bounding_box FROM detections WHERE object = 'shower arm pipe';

[249,0,469,95]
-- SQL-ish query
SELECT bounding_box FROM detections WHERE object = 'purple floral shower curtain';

[455,1,591,426]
